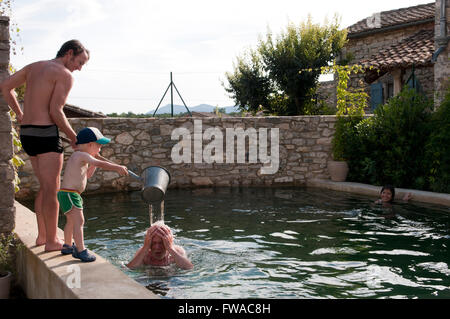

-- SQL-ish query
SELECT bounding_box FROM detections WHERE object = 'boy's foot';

[61,244,74,255]
[72,248,96,262]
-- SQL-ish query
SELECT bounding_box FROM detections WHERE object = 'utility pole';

[152,72,192,117]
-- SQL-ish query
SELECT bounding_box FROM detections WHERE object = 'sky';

[9,0,433,115]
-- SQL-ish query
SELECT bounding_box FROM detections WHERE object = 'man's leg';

[29,156,46,246]
[36,152,64,251]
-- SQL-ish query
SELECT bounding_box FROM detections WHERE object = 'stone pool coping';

[14,200,158,299]
[307,179,450,207]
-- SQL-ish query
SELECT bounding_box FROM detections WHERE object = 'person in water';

[127,221,193,270]
[58,127,128,262]
[375,185,412,206]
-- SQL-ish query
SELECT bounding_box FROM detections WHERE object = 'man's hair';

[56,40,90,59]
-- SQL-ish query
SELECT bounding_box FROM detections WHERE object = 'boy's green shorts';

[57,189,83,214]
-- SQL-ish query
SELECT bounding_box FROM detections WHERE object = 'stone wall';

[15,116,338,200]
[434,0,450,106]
[0,17,15,233]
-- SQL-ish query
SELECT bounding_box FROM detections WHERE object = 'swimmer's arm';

[169,245,193,270]
[126,246,148,269]
[127,230,152,269]
[0,66,26,122]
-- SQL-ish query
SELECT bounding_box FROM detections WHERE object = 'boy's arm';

[86,164,97,178]
[0,66,26,122]
[85,155,128,176]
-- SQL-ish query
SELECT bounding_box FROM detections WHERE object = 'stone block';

[0,207,15,233]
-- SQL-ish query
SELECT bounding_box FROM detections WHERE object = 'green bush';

[425,89,450,193]
[337,88,433,189]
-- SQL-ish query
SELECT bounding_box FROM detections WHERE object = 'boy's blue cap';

[76,127,110,145]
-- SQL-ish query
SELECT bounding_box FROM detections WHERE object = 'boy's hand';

[116,165,129,176]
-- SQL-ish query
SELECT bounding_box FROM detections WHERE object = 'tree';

[223,49,274,114]
[223,16,347,115]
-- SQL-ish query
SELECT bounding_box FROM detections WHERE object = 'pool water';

[23,187,450,298]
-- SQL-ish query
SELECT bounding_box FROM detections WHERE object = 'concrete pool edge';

[307,179,450,207]
[13,200,159,299]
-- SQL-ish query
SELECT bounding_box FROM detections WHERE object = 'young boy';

[58,127,128,262]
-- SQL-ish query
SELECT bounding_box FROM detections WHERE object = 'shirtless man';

[58,127,128,262]
[127,221,193,270]
[0,40,89,251]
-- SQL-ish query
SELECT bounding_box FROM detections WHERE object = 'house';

[63,103,107,118]
[18,100,107,118]
[334,0,449,110]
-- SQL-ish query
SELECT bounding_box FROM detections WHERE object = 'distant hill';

[148,103,240,115]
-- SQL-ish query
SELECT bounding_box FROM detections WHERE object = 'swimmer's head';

[147,221,172,260]
[380,185,395,203]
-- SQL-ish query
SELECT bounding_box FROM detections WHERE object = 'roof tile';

[347,2,435,36]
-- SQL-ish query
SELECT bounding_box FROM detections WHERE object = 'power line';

[87,69,227,75]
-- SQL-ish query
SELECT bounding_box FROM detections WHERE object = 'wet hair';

[56,40,90,59]
[381,185,395,202]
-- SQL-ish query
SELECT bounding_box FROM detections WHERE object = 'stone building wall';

[434,0,450,106]
[15,116,338,200]
[0,17,15,233]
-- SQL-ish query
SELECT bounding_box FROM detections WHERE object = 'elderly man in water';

[127,221,193,270]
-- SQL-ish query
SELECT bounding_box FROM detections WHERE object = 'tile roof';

[347,2,435,37]
[361,29,434,69]
[361,29,434,82]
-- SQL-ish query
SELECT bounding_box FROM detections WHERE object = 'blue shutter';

[370,82,384,111]
[406,76,423,93]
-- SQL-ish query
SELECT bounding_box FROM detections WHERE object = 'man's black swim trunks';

[20,124,63,156]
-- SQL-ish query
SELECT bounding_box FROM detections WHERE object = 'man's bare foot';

[44,239,64,252]
[35,236,46,246]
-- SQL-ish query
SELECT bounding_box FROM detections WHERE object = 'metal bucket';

[140,166,171,204]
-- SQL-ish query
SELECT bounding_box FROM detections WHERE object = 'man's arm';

[169,245,194,270]
[0,67,26,122]
[49,72,77,147]
[127,230,152,269]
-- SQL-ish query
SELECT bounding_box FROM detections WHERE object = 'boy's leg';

[66,207,86,252]
[63,211,74,246]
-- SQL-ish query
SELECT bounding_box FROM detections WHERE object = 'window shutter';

[370,82,384,110]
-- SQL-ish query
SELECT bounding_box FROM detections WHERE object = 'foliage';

[339,88,433,189]
[10,110,24,193]
[0,0,23,56]
[319,63,369,161]
[223,49,274,114]
[223,16,347,115]
[0,232,15,276]
[425,89,450,193]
